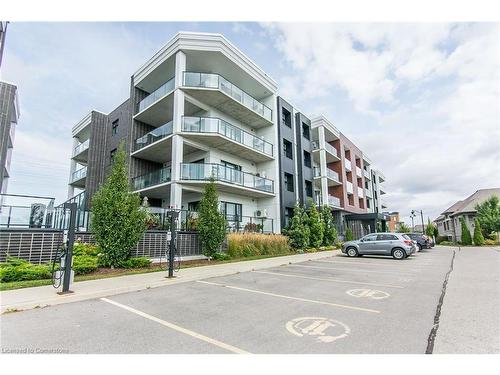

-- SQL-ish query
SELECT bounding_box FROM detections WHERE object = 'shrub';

[91,143,148,268]
[460,217,473,245]
[0,260,51,282]
[198,178,226,257]
[73,242,100,257]
[212,252,231,261]
[118,257,151,269]
[226,233,291,258]
[473,218,485,246]
[484,239,497,246]
[439,241,455,246]
[308,201,324,248]
[72,255,99,275]
[475,196,500,237]
[436,235,449,244]
[334,241,344,249]
[321,206,338,246]
[345,227,354,241]
[287,203,310,250]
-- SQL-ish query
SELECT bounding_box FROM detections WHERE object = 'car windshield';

[402,234,411,240]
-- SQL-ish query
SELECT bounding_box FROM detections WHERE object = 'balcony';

[356,166,362,178]
[364,169,371,180]
[346,181,354,194]
[182,72,272,128]
[357,186,364,198]
[134,77,175,126]
[311,141,340,163]
[328,195,342,208]
[345,159,352,171]
[71,166,87,188]
[131,121,174,163]
[313,167,341,187]
[132,167,171,197]
[180,163,274,197]
[365,188,373,198]
[181,116,273,162]
[72,139,90,163]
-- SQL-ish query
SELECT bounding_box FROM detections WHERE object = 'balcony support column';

[67,138,79,199]
[319,148,328,206]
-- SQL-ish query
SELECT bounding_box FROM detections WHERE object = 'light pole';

[411,209,425,234]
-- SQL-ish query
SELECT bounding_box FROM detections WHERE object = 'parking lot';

[1,248,457,354]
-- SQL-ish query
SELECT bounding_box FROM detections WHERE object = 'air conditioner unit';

[255,209,268,218]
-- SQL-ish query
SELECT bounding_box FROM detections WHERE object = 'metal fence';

[0,229,64,264]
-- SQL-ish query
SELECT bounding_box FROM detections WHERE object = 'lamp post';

[411,209,425,234]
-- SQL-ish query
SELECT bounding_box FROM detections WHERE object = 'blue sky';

[2,22,499,224]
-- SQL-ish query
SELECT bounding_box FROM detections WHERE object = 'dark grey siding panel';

[85,111,109,206]
[295,112,313,205]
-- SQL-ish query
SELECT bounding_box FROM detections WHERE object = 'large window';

[284,173,294,192]
[283,139,293,159]
[281,108,292,127]
[188,201,200,212]
[303,151,311,168]
[284,207,294,227]
[221,201,242,222]
[305,180,313,198]
[302,122,310,140]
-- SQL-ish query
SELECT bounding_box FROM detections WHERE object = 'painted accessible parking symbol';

[286,317,350,343]
[346,289,390,300]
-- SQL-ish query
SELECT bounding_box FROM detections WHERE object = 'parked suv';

[407,233,432,251]
[342,232,416,260]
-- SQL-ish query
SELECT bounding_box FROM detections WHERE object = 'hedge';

[226,233,291,258]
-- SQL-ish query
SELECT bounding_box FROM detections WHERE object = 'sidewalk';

[0,250,339,313]
[433,246,500,353]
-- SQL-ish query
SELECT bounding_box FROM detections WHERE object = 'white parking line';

[316,259,427,268]
[289,264,416,276]
[252,270,404,289]
[196,280,381,314]
[100,297,250,354]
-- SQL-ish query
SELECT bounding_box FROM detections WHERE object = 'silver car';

[342,232,416,260]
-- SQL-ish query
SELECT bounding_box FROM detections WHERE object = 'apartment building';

[435,188,500,242]
[67,31,388,236]
[0,81,19,196]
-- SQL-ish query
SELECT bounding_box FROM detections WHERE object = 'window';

[363,234,378,242]
[221,160,242,183]
[303,151,311,168]
[302,122,310,140]
[111,119,119,136]
[221,160,242,171]
[221,201,242,222]
[366,199,370,209]
[305,180,313,197]
[188,201,200,212]
[378,234,398,241]
[284,173,294,192]
[110,148,117,162]
[283,139,293,159]
[284,207,294,227]
[365,180,369,189]
[281,108,292,127]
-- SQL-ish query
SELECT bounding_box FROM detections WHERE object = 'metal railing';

[134,121,173,152]
[71,166,87,182]
[181,163,274,193]
[182,116,273,157]
[183,72,272,122]
[133,167,172,191]
[138,77,175,113]
[73,139,89,157]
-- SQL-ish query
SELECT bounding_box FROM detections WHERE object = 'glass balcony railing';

[133,167,171,191]
[313,167,339,181]
[356,166,363,177]
[346,181,354,194]
[325,143,338,157]
[134,121,173,152]
[364,169,371,179]
[183,72,272,122]
[138,77,175,113]
[72,166,87,182]
[345,159,352,171]
[182,116,273,157]
[328,195,341,207]
[181,163,274,194]
[357,186,364,198]
[73,139,89,157]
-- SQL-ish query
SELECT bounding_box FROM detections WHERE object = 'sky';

[1,22,499,224]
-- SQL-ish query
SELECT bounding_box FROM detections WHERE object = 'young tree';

[321,205,338,246]
[345,227,354,241]
[288,203,309,250]
[308,200,324,248]
[91,143,147,267]
[473,218,485,246]
[460,217,473,245]
[425,218,436,238]
[475,195,500,239]
[198,178,226,258]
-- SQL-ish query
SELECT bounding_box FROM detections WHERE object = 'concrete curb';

[0,250,340,313]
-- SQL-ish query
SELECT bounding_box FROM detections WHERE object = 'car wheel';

[392,248,406,260]
[346,247,358,257]
[417,244,422,251]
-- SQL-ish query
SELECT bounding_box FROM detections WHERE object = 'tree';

[91,143,147,267]
[460,217,473,245]
[473,218,485,246]
[345,227,354,241]
[475,195,500,239]
[321,205,337,246]
[198,178,226,257]
[288,203,310,250]
[396,222,411,233]
[425,218,436,238]
[307,200,324,248]
[433,225,439,239]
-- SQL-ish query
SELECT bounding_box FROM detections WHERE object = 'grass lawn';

[0,248,336,292]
